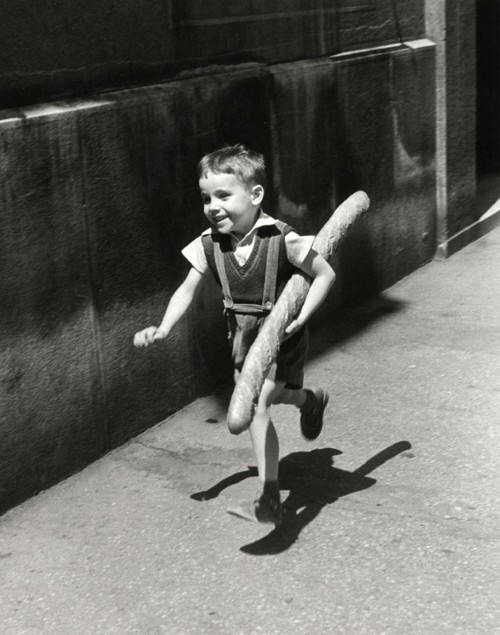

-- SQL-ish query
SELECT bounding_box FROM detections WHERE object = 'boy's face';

[199,171,264,239]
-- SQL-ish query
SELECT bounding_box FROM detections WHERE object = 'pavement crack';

[133,439,203,461]
[130,439,245,469]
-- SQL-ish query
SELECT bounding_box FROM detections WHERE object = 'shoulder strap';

[261,232,281,310]
[213,241,234,310]
[274,219,295,235]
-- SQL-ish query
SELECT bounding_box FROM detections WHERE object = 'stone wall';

[1,1,425,106]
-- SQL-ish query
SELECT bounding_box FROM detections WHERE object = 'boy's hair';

[197,144,266,190]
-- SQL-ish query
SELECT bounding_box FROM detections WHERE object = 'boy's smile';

[199,171,264,240]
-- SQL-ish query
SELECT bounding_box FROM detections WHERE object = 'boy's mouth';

[212,214,229,224]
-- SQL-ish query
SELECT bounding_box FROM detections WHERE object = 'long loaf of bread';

[227,191,370,433]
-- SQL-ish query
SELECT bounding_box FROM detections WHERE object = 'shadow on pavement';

[191,467,259,502]
[241,441,412,555]
[191,440,411,555]
[308,294,406,359]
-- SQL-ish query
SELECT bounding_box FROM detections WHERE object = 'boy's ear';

[251,184,264,206]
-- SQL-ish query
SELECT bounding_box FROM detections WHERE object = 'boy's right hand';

[133,326,168,348]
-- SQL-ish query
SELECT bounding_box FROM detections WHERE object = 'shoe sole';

[227,505,283,526]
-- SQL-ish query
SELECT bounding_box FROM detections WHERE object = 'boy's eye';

[214,189,231,200]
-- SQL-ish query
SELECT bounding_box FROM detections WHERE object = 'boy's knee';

[255,399,273,420]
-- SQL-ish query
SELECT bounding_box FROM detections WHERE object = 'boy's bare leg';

[227,379,329,523]
[227,378,284,525]
[249,377,284,483]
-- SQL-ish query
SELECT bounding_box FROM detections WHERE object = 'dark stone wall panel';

[445,0,476,235]
[0,1,426,108]
[77,69,273,444]
[0,114,105,513]
[386,46,437,279]
[270,46,436,302]
[0,116,86,337]
[270,59,339,228]
[78,96,211,445]
[173,1,426,65]
[0,1,175,107]
[336,46,436,296]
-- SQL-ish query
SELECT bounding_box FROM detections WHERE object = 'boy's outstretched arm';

[134,267,205,347]
[285,250,335,337]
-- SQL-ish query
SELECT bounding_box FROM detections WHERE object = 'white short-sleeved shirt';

[182,211,314,273]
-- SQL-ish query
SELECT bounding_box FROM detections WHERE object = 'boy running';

[134,145,335,526]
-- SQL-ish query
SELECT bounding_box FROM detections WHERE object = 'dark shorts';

[226,312,309,388]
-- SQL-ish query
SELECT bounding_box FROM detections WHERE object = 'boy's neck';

[231,207,262,241]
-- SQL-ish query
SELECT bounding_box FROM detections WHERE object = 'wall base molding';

[437,198,500,258]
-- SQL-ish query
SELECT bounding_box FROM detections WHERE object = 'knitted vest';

[202,221,296,315]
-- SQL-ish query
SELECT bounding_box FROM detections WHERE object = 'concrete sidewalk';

[1,228,499,635]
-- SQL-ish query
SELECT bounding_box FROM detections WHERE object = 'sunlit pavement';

[1,227,499,634]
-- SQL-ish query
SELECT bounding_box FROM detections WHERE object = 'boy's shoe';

[300,388,329,440]
[227,491,283,526]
